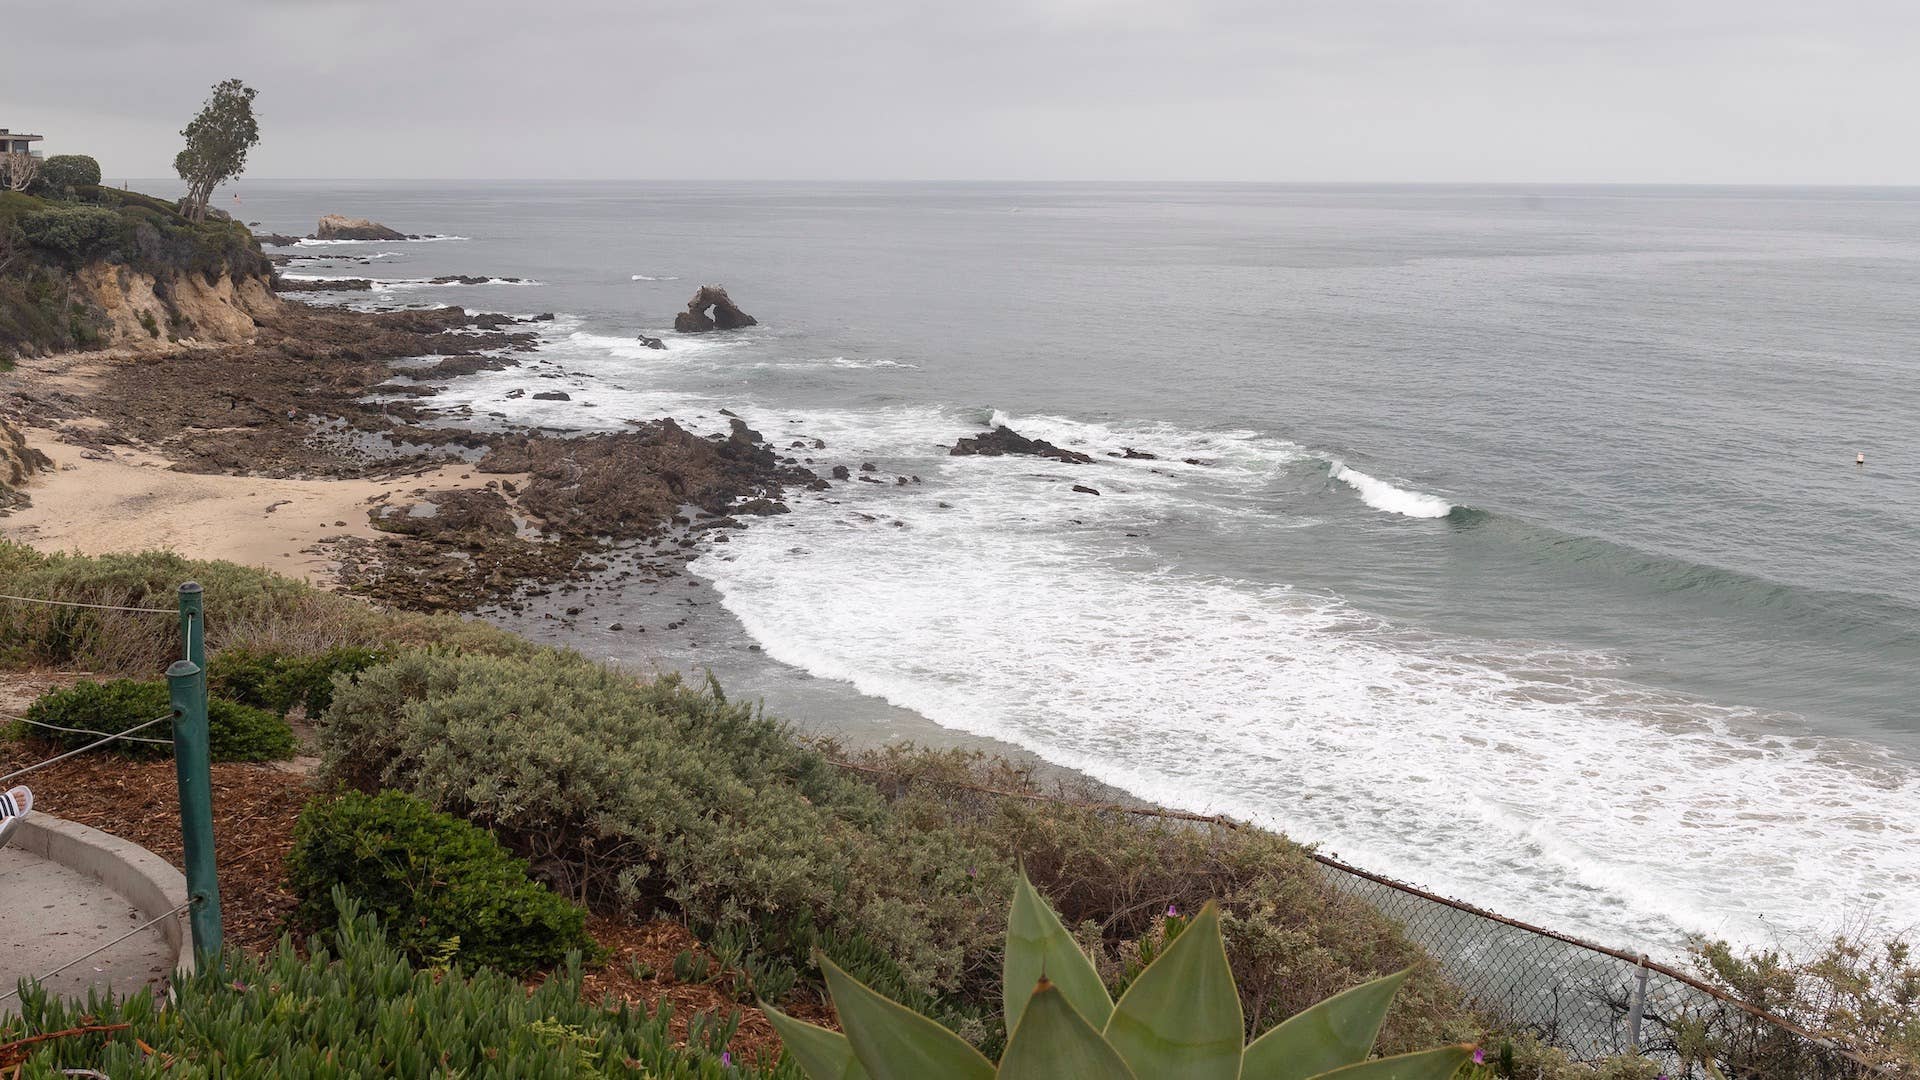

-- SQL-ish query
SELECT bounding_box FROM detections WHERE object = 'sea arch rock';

[673,285,757,332]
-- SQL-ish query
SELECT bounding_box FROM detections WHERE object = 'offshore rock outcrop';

[948,425,1095,465]
[315,214,406,241]
[673,285,757,333]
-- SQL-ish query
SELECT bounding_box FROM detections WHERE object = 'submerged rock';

[315,214,406,241]
[636,333,666,349]
[949,425,1095,465]
[672,285,758,333]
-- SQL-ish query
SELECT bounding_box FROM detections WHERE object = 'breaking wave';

[1330,462,1454,518]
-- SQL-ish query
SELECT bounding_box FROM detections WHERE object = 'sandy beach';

[5,424,506,584]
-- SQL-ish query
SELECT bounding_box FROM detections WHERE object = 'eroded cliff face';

[71,263,281,352]
[0,418,53,510]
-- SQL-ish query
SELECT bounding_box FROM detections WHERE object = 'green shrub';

[37,154,102,194]
[1,889,787,1078]
[19,204,126,264]
[288,790,594,975]
[319,651,1008,1024]
[20,678,295,762]
[211,644,390,717]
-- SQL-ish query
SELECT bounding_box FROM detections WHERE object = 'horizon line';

[110,176,1920,191]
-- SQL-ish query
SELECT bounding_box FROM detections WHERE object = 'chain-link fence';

[1313,854,1890,1078]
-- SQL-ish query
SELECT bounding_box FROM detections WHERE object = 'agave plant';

[765,873,1475,1079]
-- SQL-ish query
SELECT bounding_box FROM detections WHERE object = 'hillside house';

[0,129,44,158]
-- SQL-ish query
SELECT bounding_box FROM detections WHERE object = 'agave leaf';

[1004,871,1114,1033]
[820,955,995,1080]
[1241,968,1412,1080]
[1309,1045,1476,1079]
[997,980,1138,1080]
[1102,901,1244,1080]
[762,1003,870,1080]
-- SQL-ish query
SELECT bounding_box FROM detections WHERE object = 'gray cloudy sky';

[7,0,1918,183]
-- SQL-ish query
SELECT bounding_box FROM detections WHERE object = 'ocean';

[215,179,1920,955]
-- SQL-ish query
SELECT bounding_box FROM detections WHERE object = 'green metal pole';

[177,581,205,683]
[167,664,222,960]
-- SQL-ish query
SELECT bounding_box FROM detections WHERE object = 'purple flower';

[967,866,977,878]
[722,1051,732,1067]
[1167,904,1179,918]
[1472,1048,1486,1065]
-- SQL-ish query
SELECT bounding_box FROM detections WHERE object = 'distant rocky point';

[673,285,757,333]
[948,425,1095,465]
[316,214,407,241]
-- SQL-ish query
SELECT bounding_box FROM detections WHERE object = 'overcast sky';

[7,0,1918,184]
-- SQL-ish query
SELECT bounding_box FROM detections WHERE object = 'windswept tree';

[174,78,259,222]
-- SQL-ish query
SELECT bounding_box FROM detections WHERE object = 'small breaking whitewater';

[1330,461,1454,518]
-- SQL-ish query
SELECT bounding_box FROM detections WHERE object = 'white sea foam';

[675,402,1920,955]
[1330,462,1454,518]
[631,274,682,281]
[372,277,541,291]
[293,234,469,246]
[745,356,918,371]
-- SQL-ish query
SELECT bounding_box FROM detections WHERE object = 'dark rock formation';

[274,277,373,293]
[427,274,522,286]
[532,391,571,401]
[948,425,1095,465]
[253,233,302,247]
[315,214,407,241]
[1072,484,1101,496]
[831,465,851,480]
[672,285,758,333]
[636,334,666,349]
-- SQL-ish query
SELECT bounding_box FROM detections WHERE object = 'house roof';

[0,131,44,140]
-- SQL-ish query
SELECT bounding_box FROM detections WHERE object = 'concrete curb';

[12,813,193,980]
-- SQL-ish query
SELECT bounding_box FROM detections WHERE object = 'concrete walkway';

[0,835,178,1017]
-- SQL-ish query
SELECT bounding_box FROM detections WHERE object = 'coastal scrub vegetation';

[315,648,1488,1056]
[0,542,530,675]
[288,790,596,974]
[1,891,790,1078]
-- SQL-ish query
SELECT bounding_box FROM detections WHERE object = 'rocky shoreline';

[1,253,1154,623]
[0,286,828,613]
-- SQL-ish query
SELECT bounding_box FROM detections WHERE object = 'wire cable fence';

[0,713,176,785]
[827,759,1902,1079]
